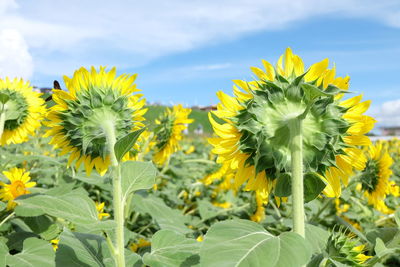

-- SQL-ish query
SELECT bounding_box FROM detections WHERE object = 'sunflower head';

[209,48,375,198]
[153,104,193,165]
[0,78,46,145]
[0,167,36,210]
[360,142,393,210]
[44,67,147,176]
[326,227,372,266]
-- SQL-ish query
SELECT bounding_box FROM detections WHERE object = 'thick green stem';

[0,110,6,143]
[103,120,125,267]
[289,119,305,237]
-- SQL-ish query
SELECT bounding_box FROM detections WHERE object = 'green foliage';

[143,230,200,267]
[200,219,312,267]
[114,128,146,162]
[6,238,55,267]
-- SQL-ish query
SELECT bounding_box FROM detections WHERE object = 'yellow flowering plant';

[208,48,375,236]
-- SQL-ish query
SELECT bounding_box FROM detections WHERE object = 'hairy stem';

[0,110,6,143]
[289,119,305,237]
[103,120,125,267]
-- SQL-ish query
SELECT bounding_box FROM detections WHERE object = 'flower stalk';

[103,120,125,267]
[289,118,305,237]
[0,109,5,142]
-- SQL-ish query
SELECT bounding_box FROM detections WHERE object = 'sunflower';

[153,104,193,165]
[208,48,375,199]
[359,142,393,210]
[44,67,147,176]
[326,228,372,266]
[0,167,36,210]
[0,78,45,145]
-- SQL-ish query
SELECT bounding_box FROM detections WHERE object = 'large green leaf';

[305,224,329,254]
[121,161,157,204]
[55,228,114,267]
[200,219,311,267]
[274,173,291,197]
[143,230,200,267]
[6,238,55,267]
[0,240,8,267]
[114,128,145,162]
[132,195,191,234]
[15,190,115,231]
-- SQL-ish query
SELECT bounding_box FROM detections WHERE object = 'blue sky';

[0,0,399,127]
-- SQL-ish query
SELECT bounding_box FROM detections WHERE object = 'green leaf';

[142,230,200,267]
[121,161,157,203]
[125,249,142,267]
[0,92,9,104]
[197,199,223,221]
[0,240,8,267]
[395,208,400,228]
[15,190,114,232]
[305,224,329,254]
[301,83,329,101]
[55,228,114,267]
[303,173,326,202]
[0,201,5,212]
[114,128,145,162]
[200,219,311,267]
[132,195,192,234]
[22,216,60,240]
[274,173,291,197]
[6,238,55,267]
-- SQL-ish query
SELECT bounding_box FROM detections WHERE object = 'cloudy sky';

[1,0,400,130]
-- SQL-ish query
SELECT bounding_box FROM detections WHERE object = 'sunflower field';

[0,48,400,267]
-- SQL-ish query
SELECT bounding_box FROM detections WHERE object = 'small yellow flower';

[95,202,110,220]
[196,236,204,242]
[129,238,151,252]
[212,201,231,209]
[51,239,59,251]
[0,167,36,210]
[250,190,268,222]
[185,145,195,154]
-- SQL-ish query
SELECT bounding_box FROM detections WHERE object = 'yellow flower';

[208,48,375,199]
[250,190,268,222]
[129,238,151,252]
[44,67,147,176]
[184,145,195,154]
[196,235,204,242]
[388,181,400,197]
[335,199,350,215]
[0,78,46,145]
[360,142,393,210]
[212,201,232,209]
[51,239,59,251]
[153,104,193,165]
[0,167,36,210]
[95,201,110,220]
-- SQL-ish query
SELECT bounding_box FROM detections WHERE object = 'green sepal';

[114,128,146,162]
[303,172,326,202]
[0,92,9,104]
[274,173,291,197]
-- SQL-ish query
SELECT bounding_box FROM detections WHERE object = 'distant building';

[197,105,217,111]
[381,126,400,136]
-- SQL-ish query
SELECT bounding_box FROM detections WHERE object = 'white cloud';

[0,0,399,77]
[0,29,33,79]
[370,99,400,127]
